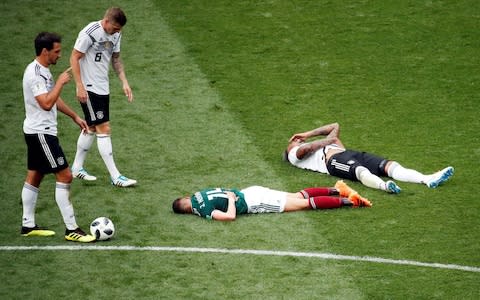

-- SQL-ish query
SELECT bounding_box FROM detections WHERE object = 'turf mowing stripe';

[1,245,478,273]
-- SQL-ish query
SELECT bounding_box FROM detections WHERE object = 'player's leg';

[387,161,454,188]
[299,187,339,198]
[95,121,119,179]
[55,168,95,243]
[95,122,136,187]
[49,137,95,243]
[54,167,77,230]
[386,161,428,183]
[21,134,55,236]
[356,166,401,194]
[71,128,96,181]
[288,192,369,210]
[356,153,402,194]
[298,183,371,207]
[20,170,53,236]
[72,94,101,181]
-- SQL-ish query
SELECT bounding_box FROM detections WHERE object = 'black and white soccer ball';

[90,217,115,241]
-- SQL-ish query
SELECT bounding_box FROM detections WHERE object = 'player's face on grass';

[46,42,62,65]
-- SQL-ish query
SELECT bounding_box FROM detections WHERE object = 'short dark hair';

[34,32,61,56]
[172,198,185,214]
[105,7,127,26]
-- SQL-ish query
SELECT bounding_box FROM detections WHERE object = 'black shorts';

[326,150,388,181]
[81,91,110,126]
[24,133,69,174]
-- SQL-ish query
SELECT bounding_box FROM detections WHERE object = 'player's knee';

[56,168,73,183]
[95,122,111,135]
[386,161,400,177]
[355,166,370,181]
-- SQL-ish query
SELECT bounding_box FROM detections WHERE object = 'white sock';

[55,182,78,230]
[356,166,387,191]
[72,131,95,172]
[388,162,429,184]
[22,183,39,228]
[97,134,120,179]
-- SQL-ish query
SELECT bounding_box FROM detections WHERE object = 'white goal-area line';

[1,245,479,273]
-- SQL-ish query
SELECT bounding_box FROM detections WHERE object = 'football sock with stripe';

[71,131,95,172]
[309,196,342,209]
[55,182,78,230]
[300,187,338,198]
[97,134,121,179]
[356,166,387,191]
[21,182,39,228]
[388,162,428,184]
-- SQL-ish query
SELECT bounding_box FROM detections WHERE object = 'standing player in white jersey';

[285,122,454,194]
[70,7,136,187]
[21,32,95,242]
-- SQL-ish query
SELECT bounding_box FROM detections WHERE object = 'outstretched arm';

[211,191,238,221]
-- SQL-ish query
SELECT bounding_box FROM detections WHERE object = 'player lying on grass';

[172,181,370,221]
[284,122,454,194]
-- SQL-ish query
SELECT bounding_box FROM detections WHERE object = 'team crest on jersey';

[57,157,65,166]
[93,40,114,52]
[347,160,355,165]
[96,111,104,120]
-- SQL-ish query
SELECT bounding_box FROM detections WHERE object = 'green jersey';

[190,188,248,219]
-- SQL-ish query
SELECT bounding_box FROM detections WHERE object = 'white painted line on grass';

[1,245,479,273]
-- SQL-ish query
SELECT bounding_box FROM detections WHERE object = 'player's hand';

[289,133,307,143]
[76,85,88,103]
[73,115,88,132]
[225,191,238,202]
[123,82,134,102]
[57,67,72,86]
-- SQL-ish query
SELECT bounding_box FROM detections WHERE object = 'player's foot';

[72,168,97,181]
[65,227,96,243]
[111,175,137,187]
[426,166,454,188]
[21,225,55,237]
[348,193,372,207]
[334,180,357,197]
[386,180,401,194]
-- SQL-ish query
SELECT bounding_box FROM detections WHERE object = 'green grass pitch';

[0,0,479,299]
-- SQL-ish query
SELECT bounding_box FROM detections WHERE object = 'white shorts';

[240,186,287,214]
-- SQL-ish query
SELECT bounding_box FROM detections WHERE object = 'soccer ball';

[90,217,115,241]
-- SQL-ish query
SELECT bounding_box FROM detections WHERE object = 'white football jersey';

[22,59,58,135]
[288,144,329,174]
[74,21,122,95]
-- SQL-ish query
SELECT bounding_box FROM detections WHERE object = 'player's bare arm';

[307,123,340,139]
[212,191,237,221]
[112,52,133,102]
[288,123,340,143]
[296,138,338,160]
[35,67,72,111]
[70,49,88,103]
[56,98,88,132]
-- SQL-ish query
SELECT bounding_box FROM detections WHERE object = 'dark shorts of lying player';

[172,181,371,221]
